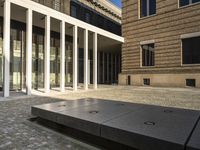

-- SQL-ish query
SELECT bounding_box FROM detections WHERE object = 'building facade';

[0,0,123,97]
[120,0,200,88]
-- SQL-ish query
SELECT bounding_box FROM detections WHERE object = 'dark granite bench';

[31,99,200,150]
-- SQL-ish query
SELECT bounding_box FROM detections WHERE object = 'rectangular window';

[140,0,156,18]
[71,5,77,17]
[144,78,150,85]
[182,36,200,64]
[180,0,200,7]
[142,43,155,66]
[85,12,90,23]
[186,79,196,87]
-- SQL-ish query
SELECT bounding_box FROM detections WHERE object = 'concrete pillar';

[102,52,105,83]
[60,20,65,92]
[84,29,88,90]
[107,53,109,84]
[44,15,50,93]
[3,0,11,97]
[26,8,33,95]
[73,26,78,91]
[93,32,97,89]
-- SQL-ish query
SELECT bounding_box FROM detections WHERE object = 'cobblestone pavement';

[0,85,200,150]
[45,85,200,110]
[0,97,101,150]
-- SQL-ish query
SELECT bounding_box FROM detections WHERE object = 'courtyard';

[0,85,200,149]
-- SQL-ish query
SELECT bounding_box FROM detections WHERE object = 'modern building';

[120,0,200,88]
[0,0,124,97]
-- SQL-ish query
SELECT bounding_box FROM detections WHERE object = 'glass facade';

[10,28,26,91]
[70,1,121,36]
[32,32,45,89]
[65,42,73,86]
[0,19,3,91]
[50,37,60,88]
[0,18,73,92]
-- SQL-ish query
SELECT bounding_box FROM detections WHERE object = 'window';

[186,79,196,87]
[140,0,156,18]
[53,0,61,11]
[180,0,200,7]
[142,43,155,66]
[127,76,131,85]
[85,12,90,23]
[71,5,77,17]
[144,79,150,85]
[182,36,200,64]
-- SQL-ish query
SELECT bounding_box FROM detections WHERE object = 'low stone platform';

[31,99,200,150]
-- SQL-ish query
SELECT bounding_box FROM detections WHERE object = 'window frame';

[71,5,77,18]
[181,35,200,66]
[139,0,156,19]
[179,0,200,8]
[85,11,91,23]
[140,43,155,67]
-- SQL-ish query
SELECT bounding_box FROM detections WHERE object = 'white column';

[111,54,113,84]
[3,0,11,97]
[60,20,65,92]
[26,8,33,95]
[93,32,97,89]
[84,29,88,90]
[97,52,100,84]
[44,15,50,93]
[107,53,109,84]
[73,26,78,91]
[102,52,105,83]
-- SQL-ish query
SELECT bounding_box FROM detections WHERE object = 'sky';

[109,0,122,8]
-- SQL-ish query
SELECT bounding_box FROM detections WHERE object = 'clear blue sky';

[109,0,122,8]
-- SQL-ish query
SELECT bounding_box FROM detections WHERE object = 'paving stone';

[0,97,100,150]
[101,105,200,150]
[187,119,200,150]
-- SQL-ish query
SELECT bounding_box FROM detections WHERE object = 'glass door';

[10,29,26,91]
[32,33,44,89]
[0,23,3,91]
[65,42,73,86]
[50,37,60,88]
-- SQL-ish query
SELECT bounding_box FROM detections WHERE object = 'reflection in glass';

[65,42,73,86]
[32,33,44,89]
[50,37,60,88]
[10,29,26,91]
[0,22,3,91]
